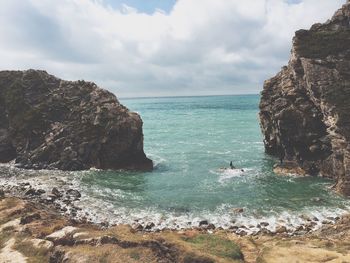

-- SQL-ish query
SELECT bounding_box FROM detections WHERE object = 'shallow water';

[1,95,349,232]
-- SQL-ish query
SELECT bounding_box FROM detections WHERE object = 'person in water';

[230,161,245,172]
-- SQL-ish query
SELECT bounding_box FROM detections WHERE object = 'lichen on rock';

[259,2,350,195]
[0,69,153,171]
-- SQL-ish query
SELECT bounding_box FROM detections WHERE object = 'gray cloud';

[0,0,345,97]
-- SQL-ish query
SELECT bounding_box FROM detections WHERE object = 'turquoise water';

[74,95,349,230]
[2,95,349,231]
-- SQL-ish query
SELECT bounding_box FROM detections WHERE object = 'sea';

[1,95,350,233]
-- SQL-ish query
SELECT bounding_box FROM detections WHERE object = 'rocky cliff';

[259,1,350,195]
[0,70,153,171]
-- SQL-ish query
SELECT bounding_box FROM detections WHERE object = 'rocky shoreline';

[0,166,344,238]
[1,193,350,262]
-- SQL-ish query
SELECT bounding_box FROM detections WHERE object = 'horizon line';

[120,93,260,100]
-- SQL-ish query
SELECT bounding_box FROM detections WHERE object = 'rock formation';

[259,1,350,195]
[0,70,153,171]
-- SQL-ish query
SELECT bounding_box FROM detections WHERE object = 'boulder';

[0,70,152,171]
[259,2,350,195]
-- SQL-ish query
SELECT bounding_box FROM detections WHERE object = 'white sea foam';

[1,163,350,234]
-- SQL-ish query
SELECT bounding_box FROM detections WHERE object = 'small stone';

[24,188,37,196]
[66,189,81,199]
[145,222,155,230]
[275,226,287,234]
[52,187,63,197]
[232,208,244,213]
[199,220,209,226]
[207,224,216,230]
[260,222,269,227]
[133,224,144,231]
[36,189,46,195]
[237,230,247,236]
[295,225,304,232]
[20,213,41,225]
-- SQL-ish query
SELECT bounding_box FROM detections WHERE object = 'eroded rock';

[259,2,350,195]
[0,70,153,171]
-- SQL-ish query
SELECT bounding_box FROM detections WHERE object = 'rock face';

[0,70,153,171]
[259,2,350,195]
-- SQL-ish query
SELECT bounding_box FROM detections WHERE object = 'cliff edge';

[0,70,153,171]
[259,2,350,195]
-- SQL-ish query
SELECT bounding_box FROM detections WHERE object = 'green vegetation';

[182,234,244,261]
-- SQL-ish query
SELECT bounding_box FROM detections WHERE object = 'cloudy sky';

[0,0,345,97]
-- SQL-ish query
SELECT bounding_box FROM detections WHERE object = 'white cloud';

[0,0,345,97]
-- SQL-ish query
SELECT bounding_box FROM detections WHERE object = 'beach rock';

[259,1,350,195]
[66,189,81,199]
[24,188,39,196]
[260,222,270,227]
[20,213,41,225]
[232,208,244,213]
[133,224,144,231]
[51,187,63,198]
[207,224,216,230]
[0,70,152,171]
[145,222,155,230]
[199,220,209,226]
[275,226,287,234]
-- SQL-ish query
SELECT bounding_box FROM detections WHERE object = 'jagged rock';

[259,2,350,195]
[20,213,41,225]
[51,187,63,198]
[0,70,153,171]
[199,220,209,226]
[66,189,81,199]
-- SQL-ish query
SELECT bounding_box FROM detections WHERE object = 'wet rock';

[296,225,304,231]
[207,224,216,230]
[25,188,38,196]
[199,220,209,226]
[300,215,312,222]
[36,189,46,195]
[133,224,144,231]
[145,222,155,230]
[232,208,244,213]
[20,213,41,225]
[52,187,63,198]
[66,189,81,199]
[237,230,248,236]
[275,226,287,234]
[260,222,270,227]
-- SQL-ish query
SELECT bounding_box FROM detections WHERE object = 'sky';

[0,0,345,98]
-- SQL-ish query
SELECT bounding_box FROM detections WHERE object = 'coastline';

[1,193,350,262]
[1,163,349,237]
